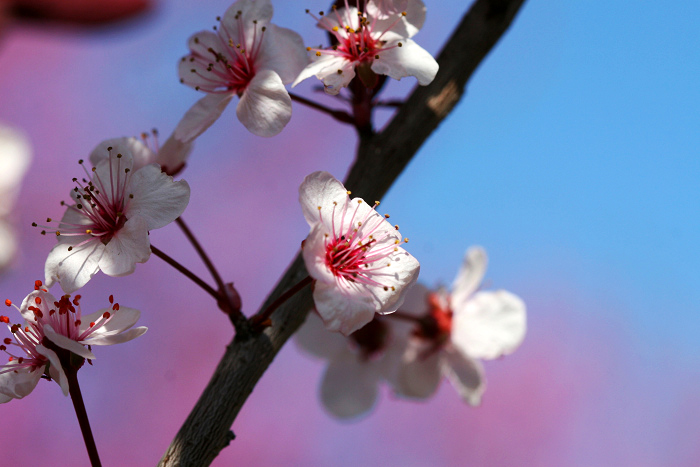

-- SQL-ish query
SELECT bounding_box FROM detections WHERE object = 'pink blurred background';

[1,0,699,465]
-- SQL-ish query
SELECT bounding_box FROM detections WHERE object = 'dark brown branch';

[159,1,526,465]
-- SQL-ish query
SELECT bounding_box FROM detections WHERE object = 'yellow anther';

[403,238,409,243]
[347,190,352,195]
[317,206,322,210]
[394,225,399,230]
[401,11,407,16]
[384,214,390,218]
[357,199,362,204]
[315,51,322,56]
[306,46,312,51]
[374,201,380,205]
[332,26,339,32]
[85,229,92,234]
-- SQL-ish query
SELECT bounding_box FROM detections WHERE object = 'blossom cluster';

[297,247,526,418]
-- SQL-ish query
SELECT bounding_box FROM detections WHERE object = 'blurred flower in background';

[0,124,31,273]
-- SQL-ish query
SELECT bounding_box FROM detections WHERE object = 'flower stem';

[289,93,355,125]
[65,365,102,467]
[175,217,246,323]
[250,275,313,330]
[151,245,221,302]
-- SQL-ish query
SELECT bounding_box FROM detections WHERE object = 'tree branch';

[158,1,526,465]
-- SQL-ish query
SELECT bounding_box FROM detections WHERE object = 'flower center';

[33,149,133,246]
[307,3,406,65]
[414,292,453,342]
[183,13,267,95]
[318,197,406,291]
[325,234,372,279]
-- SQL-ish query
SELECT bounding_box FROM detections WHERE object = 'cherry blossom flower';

[292,0,437,95]
[89,131,193,177]
[394,247,526,405]
[41,139,190,293]
[0,281,146,403]
[175,0,307,138]
[0,124,31,272]
[296,310,410,418]
[299,171,420,335]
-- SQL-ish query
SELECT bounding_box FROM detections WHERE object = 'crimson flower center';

[325,236,373,280]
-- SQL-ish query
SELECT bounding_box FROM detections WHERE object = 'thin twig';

[176,218,246,326]
[250,275,313,330]
[151,245,221,302]
[66,367,102,467]
[289,93,355,125]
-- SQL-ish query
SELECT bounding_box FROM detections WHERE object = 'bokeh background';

[1,0,699,465]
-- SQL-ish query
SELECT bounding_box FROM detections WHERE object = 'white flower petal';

[20,290,56,322]
[397,283,430,317]
[127,164,191,230]
[0,124,31,217]
[0,362,42,401]
[39,345,69,396]
[395,338,442,398]
[372,0,426,38]
[43,324,95,360]
[292,55,352,89]
[83,326,147,346]
[452,290,527,360]
[293,55,356,95]
[81,306,140,336]
[302,222,343,285]
[371,246,421,315]
[372,38,438,85]
[313,280,376,336]
[298,171,350,226]
[451,246,488,308]
[295,310,347,358]
[178,55,228,91]
[221,0,273,43]
[44,238,105,294]
[98,216,151,277]
[320,350,381,419]
[174,93,234,143]
[442,345,485,405]
[156,135,193,176]
[92,142,135,189]
[89,137,155,171]
[256,24,308,84]
[0,220,17,272]
[236,69,292,137]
